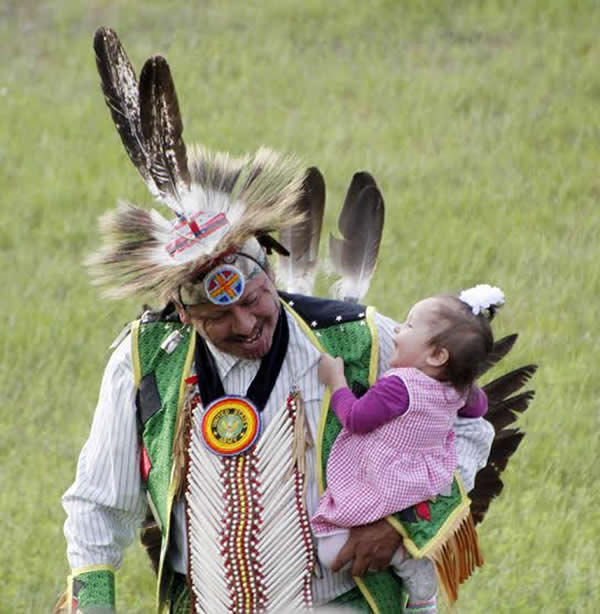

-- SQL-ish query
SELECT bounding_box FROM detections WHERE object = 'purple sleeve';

[330,375,410,434]
[458,387,488,418]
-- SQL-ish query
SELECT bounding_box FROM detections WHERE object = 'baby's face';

[390,297,444,370]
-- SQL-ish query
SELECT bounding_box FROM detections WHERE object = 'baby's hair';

[428,296,495,392]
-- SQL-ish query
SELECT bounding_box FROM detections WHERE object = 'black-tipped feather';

[139,56,190,204]
[93,27,158,196]
[329,172,384,302]
[483,364,538,405]
[338,171,377,231]
[279,166,325,294]
[477,333,518,376]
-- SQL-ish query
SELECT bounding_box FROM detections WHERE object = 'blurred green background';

[1,1,599,612]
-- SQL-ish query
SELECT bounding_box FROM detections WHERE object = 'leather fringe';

[429,510,484,606]
[172,381,195,499]
[52,591,68,614]
[287,389,314,495]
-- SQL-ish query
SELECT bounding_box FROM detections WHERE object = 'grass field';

[1,1,599,612]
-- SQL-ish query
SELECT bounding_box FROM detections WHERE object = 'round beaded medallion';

[201,396,261,456]
[203,264,245,305]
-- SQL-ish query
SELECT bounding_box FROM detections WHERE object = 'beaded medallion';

[203,264,245,305]
[201,396,261,456]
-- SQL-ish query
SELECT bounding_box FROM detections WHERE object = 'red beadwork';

[140,444,152,482]
[416,501,432,521]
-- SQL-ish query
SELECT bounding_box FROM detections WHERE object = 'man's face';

[178,271,281,360]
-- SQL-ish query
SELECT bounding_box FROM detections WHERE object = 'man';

[56,28,495,614]
[60,258,493,614]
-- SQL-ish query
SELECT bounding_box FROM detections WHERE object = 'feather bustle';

[485,390,536,432]
[483,364,537,405]
[477,334,518,376]
[466,334,537,525]
[471,429,526,524]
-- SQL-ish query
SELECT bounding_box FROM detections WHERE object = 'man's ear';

[426,346,449,367]
[175,303,190,324]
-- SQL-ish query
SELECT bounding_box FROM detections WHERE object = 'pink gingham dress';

[311,368,467,535]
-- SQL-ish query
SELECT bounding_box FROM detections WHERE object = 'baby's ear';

[426,346,449,367]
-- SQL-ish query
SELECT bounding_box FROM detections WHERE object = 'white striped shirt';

[62,309,494,606]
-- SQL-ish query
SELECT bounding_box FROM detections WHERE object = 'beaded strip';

[287,393,316,611]
[221,452,267,613]
[185,385,315,613]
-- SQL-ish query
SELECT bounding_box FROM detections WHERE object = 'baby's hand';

[318,354,346,389]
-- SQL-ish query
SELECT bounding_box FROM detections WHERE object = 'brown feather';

[329,172,384,302]
[139,56,190,204]
[139,512,161,573]
[279,166,325,294]
[93,27,159,197]
[469,340,537,525]
[477,333,518,376]
[471,429,526,524]
[470,465,504,524]
[486,390,536,432]
[483,364,538,405]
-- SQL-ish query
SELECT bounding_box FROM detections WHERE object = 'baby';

[312,284,504,613]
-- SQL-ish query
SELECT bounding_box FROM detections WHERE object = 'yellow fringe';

[428,510,484,606]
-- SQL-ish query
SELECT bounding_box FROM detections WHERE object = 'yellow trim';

[283,300,386,611]
[316,388,332,495]
[155,329,196,612]
[281,300,327,352]
[356,311,381,614]
[71,563,116,576]
[131,319,141,387]
[365,306,379,386]
[280,300,331,494]
[354,577,382,614]
[385,474,471,559]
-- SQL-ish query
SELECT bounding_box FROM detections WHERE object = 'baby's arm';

[458,386,488,418]
[318,355,409,434]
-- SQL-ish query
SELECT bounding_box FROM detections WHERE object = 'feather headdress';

[88,28,306,304]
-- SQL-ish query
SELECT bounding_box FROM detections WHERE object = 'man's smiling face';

[177,271,281,360]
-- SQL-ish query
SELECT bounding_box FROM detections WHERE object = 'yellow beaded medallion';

[201,396,261,456]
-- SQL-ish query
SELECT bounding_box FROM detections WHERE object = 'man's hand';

[331,518,402,577]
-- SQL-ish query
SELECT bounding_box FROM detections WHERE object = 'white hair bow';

[459,284,505,315]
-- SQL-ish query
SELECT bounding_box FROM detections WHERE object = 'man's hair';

[428,296,495,392]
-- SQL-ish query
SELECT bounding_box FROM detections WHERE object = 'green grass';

[2,0,599,612]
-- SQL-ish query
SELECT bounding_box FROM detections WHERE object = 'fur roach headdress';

[88,28,306,304]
